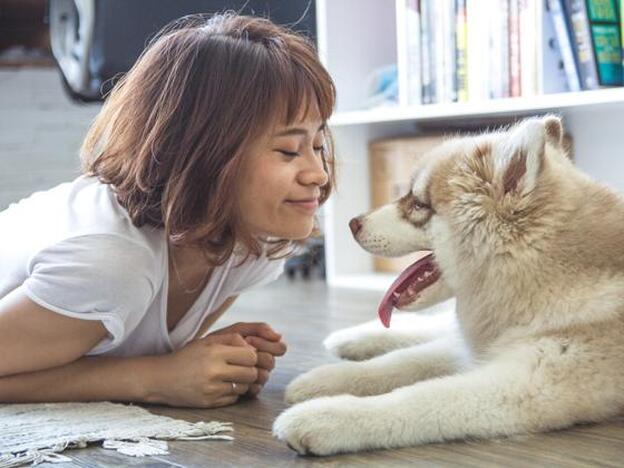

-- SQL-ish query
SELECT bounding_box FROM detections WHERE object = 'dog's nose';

[349,217,362,237]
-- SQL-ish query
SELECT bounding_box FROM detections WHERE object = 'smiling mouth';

[377,252,441,327]
[285,199,319,212]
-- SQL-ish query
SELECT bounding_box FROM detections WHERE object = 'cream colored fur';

[273,116,624,455]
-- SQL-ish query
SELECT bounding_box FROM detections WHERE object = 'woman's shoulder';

[27,232,163,288]
[2,175,167,264]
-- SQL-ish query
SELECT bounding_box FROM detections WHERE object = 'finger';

[215,381,250,396]
[255,351,275,371]
[246,384,263,398]
[219,345,258,366]
[204,333,253,349]
[229,322,282,341]
[245,336,287,356]
[256,368,270,386]
[220,364,258,384]
[212,394,239,408]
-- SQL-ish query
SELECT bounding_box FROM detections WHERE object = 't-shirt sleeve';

[231,255,285,295]
[21,234,158,353]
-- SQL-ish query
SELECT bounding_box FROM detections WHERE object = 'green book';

[586,0,623,85]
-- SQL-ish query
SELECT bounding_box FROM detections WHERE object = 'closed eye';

[278,150,299,157]
[277,146,324,158]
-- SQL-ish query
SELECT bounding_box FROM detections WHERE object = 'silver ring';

[231,382,237,393]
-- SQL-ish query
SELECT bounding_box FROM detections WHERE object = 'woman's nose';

[300,154,329,187]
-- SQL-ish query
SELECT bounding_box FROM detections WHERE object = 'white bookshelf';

[316,0,624,291]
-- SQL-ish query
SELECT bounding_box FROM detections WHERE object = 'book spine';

[444,0,458,102]
[564,0,600,88]
[434,0,446,102]
[547,0,582,90]
[509,0,522,96]
[585,0,623,86]
[406,0,423,105]
[420,0,433,103]
[490,0,504,99]
[456,0,469,101]
[467,0,489,100]
[501,0,511,97]
[519,0,538,96]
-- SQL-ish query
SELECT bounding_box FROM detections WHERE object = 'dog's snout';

[349,217,363,237]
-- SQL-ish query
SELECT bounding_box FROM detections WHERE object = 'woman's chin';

[274,223,315,240]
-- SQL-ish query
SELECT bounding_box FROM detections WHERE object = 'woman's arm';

[0,333,258,406]
[0,287,109,377]
[0,288,258,407]
[0,353,160,403]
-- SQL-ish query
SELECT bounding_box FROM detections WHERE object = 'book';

[456,0,469,101]
[585,0,623,86]
[489,0,506,99]
[564,0,600,88]
[467,0,490,100]
[500,0,511,97]
[509,0,523,96]
[547,0,582,90]
[520,0,539,96]
[540,0,572,93]
[420,0,434,103]
[443,0,458,102]
[401,0,422,105]
[434,0,445,103]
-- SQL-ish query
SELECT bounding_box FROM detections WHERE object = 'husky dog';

[273,116,624,455]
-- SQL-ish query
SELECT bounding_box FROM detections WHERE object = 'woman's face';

[238,104,329,240]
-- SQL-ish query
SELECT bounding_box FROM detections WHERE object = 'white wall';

[564,105,624,193]
[0,68,101,209]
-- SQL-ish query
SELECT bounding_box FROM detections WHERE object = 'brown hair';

[81,12,336,265]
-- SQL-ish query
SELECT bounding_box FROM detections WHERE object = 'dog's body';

[273,116,624,455]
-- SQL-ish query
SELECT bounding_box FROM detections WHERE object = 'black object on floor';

[48,0,316,102]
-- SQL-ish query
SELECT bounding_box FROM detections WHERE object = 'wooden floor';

[45,277,624,468]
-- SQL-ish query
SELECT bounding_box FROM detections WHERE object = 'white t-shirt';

[0,176,284,357]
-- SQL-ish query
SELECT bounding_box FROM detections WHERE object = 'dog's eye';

[411,197,431,211]
[398,193,431,215]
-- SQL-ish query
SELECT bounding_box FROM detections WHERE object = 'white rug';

[0,402,233,467]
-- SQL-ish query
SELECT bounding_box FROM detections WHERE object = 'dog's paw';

[273,396,363,456]
[324,327,420,361]
[284,363,357,404]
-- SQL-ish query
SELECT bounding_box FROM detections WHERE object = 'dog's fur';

[273,116,624,455]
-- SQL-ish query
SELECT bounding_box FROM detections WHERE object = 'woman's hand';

[208,322,287,397]
[148,333,258,408]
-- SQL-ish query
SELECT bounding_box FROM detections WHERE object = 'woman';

[0,12,335,408]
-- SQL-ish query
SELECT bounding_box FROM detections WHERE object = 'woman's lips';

[285,199,319,213]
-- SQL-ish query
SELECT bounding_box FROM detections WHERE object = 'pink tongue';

[377,253,435,328]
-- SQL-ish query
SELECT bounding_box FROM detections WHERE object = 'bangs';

[260,42,335,129]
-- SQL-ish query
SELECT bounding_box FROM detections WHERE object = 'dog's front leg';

[275,354,590,456]
[324,307,456,361]
[285,335,465,404]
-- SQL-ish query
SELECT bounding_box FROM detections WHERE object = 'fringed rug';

[0,401,233,467]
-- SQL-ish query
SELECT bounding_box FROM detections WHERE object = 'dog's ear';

[499,116,561,194]
[543,115,563,147]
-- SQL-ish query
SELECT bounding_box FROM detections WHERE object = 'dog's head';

[351,115,571,327]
